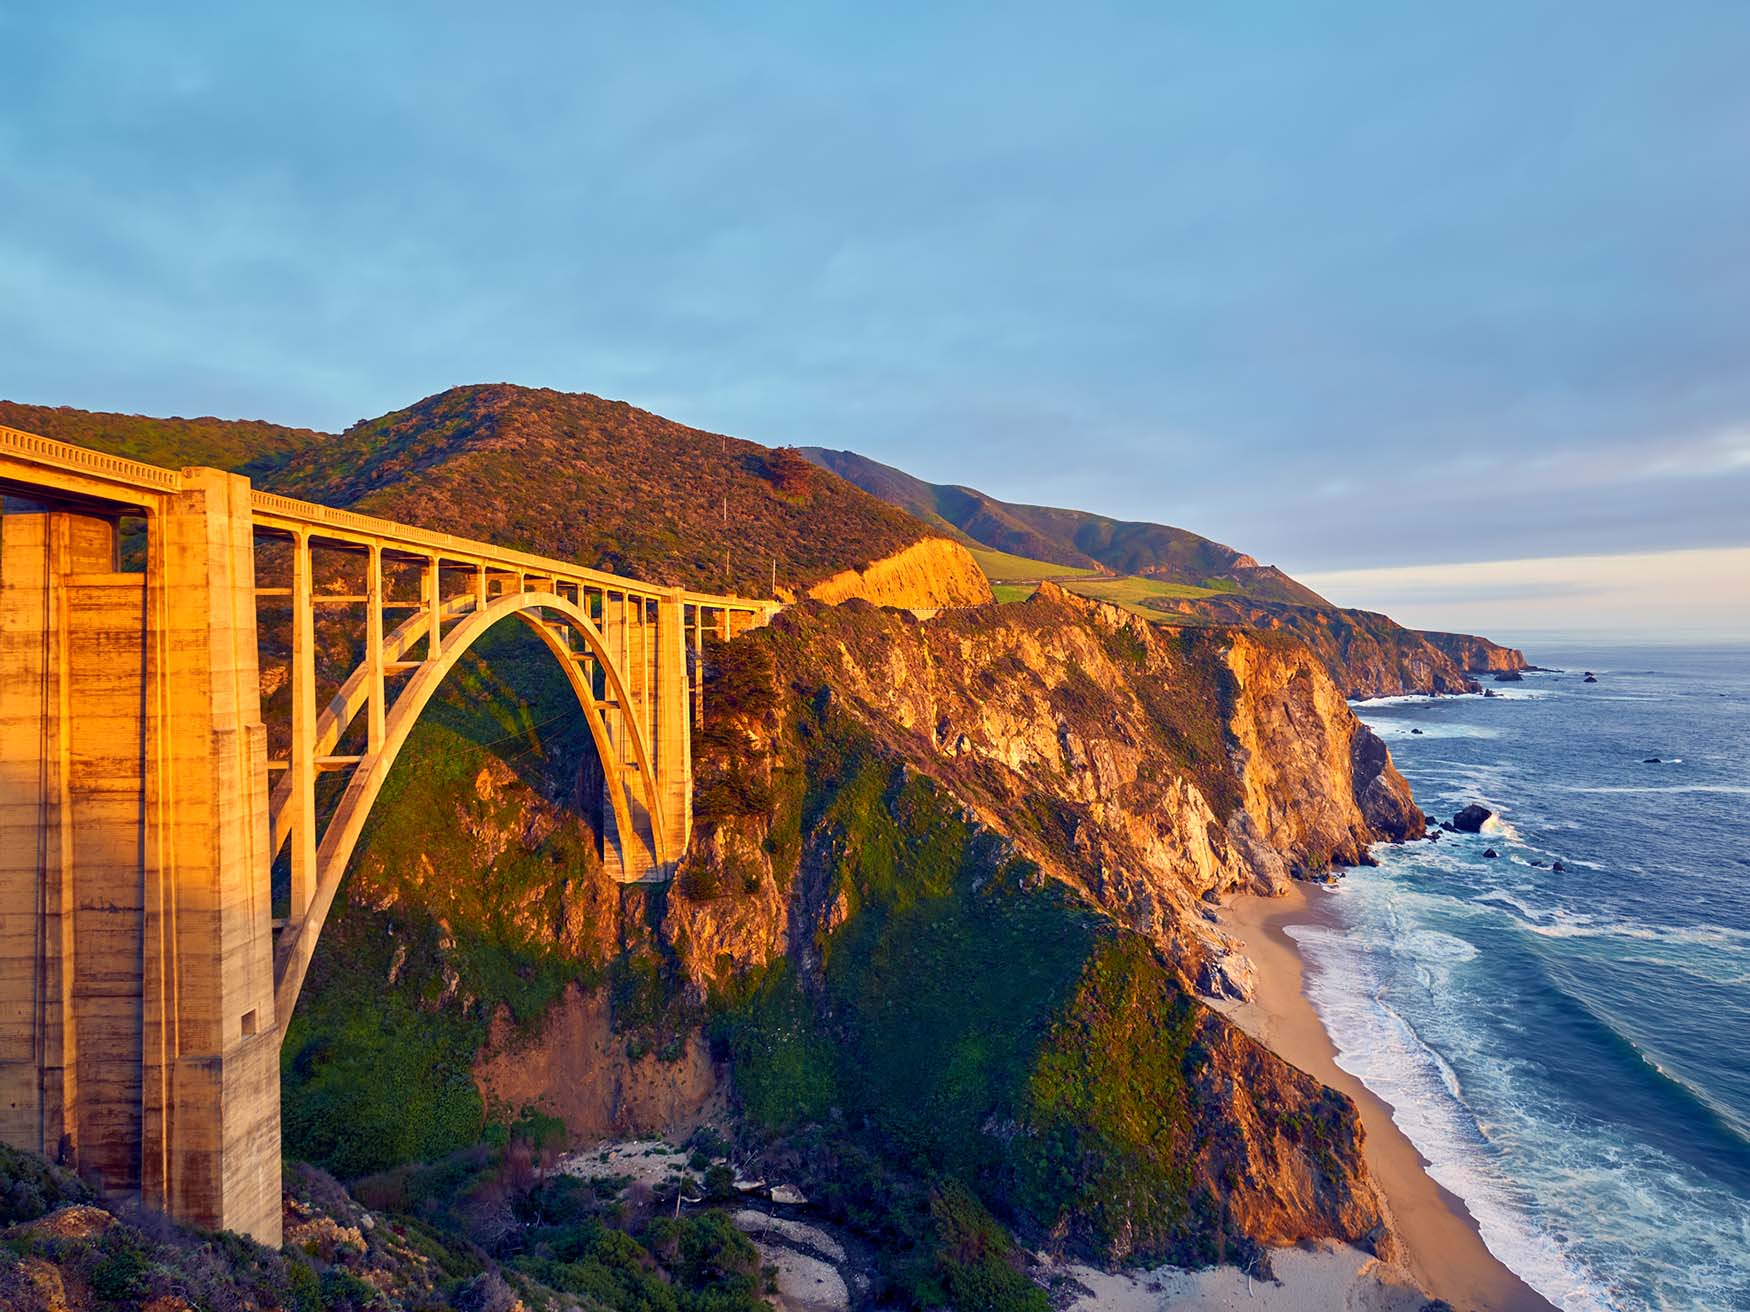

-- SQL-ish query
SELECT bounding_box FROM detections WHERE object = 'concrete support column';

[598,594,633,885]
[288,532,316,919]
[424,557,443,659]
[365,546,384,754]
[654,589,692,862]
[0,506,119,1174]
[146,468,279,1244]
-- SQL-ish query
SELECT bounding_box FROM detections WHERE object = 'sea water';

[1294,645,1750,1311]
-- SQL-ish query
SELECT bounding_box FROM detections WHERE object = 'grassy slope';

[966,544,1231,618]
[966,544,1102,582]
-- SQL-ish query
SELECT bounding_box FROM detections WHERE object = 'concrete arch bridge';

[0,425,776,1243]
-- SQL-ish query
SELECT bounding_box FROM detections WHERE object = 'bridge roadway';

[0,424,776,1242]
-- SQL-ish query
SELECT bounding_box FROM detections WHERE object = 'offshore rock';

[1451,804,1493,833]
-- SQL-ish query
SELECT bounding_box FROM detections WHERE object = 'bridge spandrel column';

[655,590,692,864]
[146,468,280,1245]
[597,592,634,878]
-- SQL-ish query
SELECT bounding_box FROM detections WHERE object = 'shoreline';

[1214,884,1556,1312]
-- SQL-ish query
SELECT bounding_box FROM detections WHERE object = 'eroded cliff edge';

[802,534,994,609]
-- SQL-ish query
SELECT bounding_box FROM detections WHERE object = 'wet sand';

[1213,885,1555,1312]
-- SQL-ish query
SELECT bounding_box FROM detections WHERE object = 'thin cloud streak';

[1300,548,1750,642]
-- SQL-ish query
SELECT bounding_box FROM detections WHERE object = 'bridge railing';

[0,424,187,497]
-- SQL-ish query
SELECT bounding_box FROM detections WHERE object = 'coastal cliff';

[660,586,1413,1264]
[1151,595,1478,697]
[1417,628,1529,673]
[673,584,1418,981]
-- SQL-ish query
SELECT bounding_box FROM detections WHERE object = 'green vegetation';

[0,1129,781,1312]
[966,544,1101,584]
[283,621,612,1180]
[0,1142,91,1224]
[694,674,1238,1280]
[1016,938,1200,1256]
[270,384,932,594]
[989,582,1038,603]
[0,399,325,480]
[1057,574,1225,615]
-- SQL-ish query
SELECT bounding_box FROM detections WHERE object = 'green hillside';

[800,446,1331,606]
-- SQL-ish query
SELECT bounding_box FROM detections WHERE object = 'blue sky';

[4,3,1747,633]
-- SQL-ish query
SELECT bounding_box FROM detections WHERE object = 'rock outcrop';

[472,985,722,1142]
[1451,804,1493,833]
[1417,629,1528,674]
[802,536,993,609]
[1150,596,1478,698]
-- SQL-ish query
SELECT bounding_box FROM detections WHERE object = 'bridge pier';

[0,473,281,1244]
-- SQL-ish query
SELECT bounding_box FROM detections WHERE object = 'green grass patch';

[967,545,1101,583]
[1058,575,1225,616]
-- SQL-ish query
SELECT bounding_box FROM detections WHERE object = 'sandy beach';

[1213,885,1555,1312]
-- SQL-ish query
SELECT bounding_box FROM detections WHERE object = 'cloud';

[1299,547,1750,641]
[3,1,1750,617]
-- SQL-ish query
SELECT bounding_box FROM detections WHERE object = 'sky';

[4,3,1747,637]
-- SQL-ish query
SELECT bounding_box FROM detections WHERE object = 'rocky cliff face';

[672,584,1417,981]
[1151,595,1478,697]
[801,535,993,609]
[655,586,1418,1264]
[1417,628,1529,673]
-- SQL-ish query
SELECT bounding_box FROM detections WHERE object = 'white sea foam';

[1370,721,1500,741]
[1285,919,1609,1310]
[1395,928,1481,964]
[1556,783,1750,797]
[1480,813,1520,841]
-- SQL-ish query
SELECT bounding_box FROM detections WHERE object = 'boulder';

[1643,757,1661,764]
[1196,950,1257,1002]
[1493,670,1524,682]
[1483,689,1498,698]
[1451,804,1493,833]
[1583,673,1598,683]
[1411,727,1424,734]
[1482,848,1499,859]
[1551,860,1565,873]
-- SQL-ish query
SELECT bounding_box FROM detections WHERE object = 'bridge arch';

[270,589,673,1028]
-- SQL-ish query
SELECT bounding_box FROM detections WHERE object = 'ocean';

[1295,644,1750,1311]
